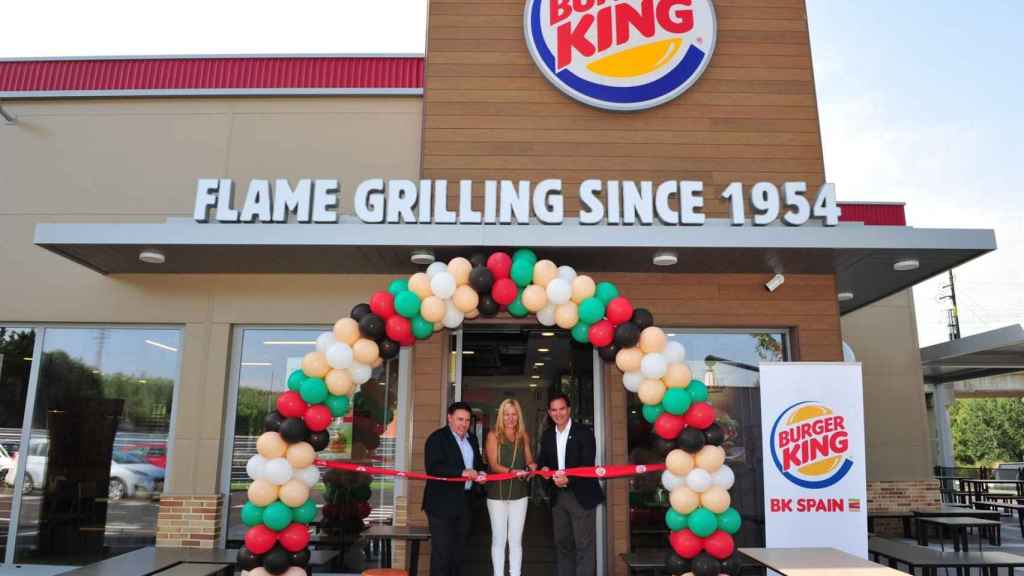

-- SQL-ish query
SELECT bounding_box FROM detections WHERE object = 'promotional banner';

[759,362,867,558]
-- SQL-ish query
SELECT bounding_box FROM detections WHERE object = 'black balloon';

[469,266,495,294]
[721,554,744,576]
[264,411,285,433]
[469,253,487,268]
[350,302,371,321]
[262,545,291,575]
[358,313,386,341]
[289,548,311,567]
[664,551,690,575]
[237,547,261,571]
[691,553,721,576]
[478,294,499,317]
[379,338,400,360]
[704,423,725,446]
[279,418,309,443]
[597,342,620,362]
[677,427,706,452]
[631,308,655,330]
[308,430,330,451]
[651,436,676,457]
[614,322,641,348]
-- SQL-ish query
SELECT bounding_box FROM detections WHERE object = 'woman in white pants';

[485,398,537,576]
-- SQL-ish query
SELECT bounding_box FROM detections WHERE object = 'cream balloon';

[294,465,321,488]
[639,326,667,354]
[264,457,293,486]
[465,309,480,320]
[326,369,354,396]
[248,568,272,576]
[443,300,465,329]
[532,259,558,287]
[246,454,267,481]
[570,275,596,303]
[315,331,337,354]
[521,285,548,312]
[711,465,735,490]
[536,303,557,326]
[420,296,446,322]
[664,340,687,363]
[554,302,579,329]
[325,342,353,370]
[431,271,457,299]
[557,265,577,283]
[638,379,666,405]
[448,257,472,286]
[279,479,311,507]
[426,261,448,278]
[695,445,726,472]
[686,468,712,493]
[453,285,479,313]
[408,272,433,299]
[546,278,572,305]
[349,362,372,385]
[663,363,693,388]
[666,449,695,476]
[701,485,731,514]
[301,351,330,378]
[669,485,700,515]
[286,442,316,469]
[333,317,361,346]
[640,353,668,379]
[661,470,685,491]
[372,357,383,368]
[615,347,643,373]
[247,479,278,507]
[622,371,643,393]
[256,432,287,459]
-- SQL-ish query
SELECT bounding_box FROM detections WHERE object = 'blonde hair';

[494,398,528,446]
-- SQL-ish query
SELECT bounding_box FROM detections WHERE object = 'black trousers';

[552,490,597,576]
[427,504,471,576]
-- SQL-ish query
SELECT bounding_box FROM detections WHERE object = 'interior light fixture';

[541,332,555,337]
[145,339,179,352]
[529,383,538,388]
[531,375,540,379]
[462,350,475,355]
[139,250,166,264]
[411,249,436,265]
[538,348,550,353]
[893,259,920,271]
[24,357,34,361]
[652,250,678,267]
[837,292,855,302]
[264,340,316,346]
[241,362,273,367]
[534,362,545,367]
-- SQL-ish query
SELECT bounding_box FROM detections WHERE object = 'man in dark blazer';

[536,393,605,576]
[422,401,486,576]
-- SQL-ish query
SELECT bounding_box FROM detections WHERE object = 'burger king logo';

[524,0,717,111]
[770,401,853,489]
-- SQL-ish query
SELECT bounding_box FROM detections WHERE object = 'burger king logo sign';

[524,0,717,111]
[769,401,853,489]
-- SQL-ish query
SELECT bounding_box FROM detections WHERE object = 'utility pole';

[939,269,962,341]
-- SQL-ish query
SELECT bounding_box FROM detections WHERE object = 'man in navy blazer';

[537,393,605,576]
[422,401,487,576]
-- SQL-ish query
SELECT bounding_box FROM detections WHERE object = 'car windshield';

[113,451,147,464]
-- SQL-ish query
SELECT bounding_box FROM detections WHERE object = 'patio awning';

[921,324,1024,384]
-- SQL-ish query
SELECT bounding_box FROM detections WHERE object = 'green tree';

[950,397,1024,466]
[235,387,277,435]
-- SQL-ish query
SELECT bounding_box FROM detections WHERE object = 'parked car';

[995,462,1024,480]
[121,442,167,468]
[5,438,165,499]
[0,443,13,484]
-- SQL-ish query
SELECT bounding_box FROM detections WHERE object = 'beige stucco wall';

[841,289,933,481]
[0,96,423,495]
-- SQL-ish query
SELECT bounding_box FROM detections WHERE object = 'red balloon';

[491,277,518,305]
[669,528,703,559]
[685,402,716,430]
[704,530,735,560]
[605,296,634,325]
[486,252,513,279]
[244,525,277,555]
[276,391,308,419]
[588,320,614,348]
[278,522,311,553]
[369,290,396,320]
[304,404,333,432]
[385,315,412,344]
[653,412,687,440]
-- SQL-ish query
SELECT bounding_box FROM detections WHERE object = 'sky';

[2,1,1021,347]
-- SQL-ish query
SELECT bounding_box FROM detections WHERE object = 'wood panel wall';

[422,0,825,217]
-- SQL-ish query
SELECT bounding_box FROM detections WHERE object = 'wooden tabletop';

[739,547,905,575]
[364,524,431,540]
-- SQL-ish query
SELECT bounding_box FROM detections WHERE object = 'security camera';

[765,274,785,292]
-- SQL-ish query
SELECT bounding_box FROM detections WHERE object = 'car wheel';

[21,474,34,495]
[109,478,127,501]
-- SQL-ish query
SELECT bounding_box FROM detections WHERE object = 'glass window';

[0,326,36,561]
[13,327,179,566]
[627,330,788,552]
[225,328,400,573]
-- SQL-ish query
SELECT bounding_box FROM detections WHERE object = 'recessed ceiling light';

[531,375,540,379]
[541,332,555,337]
[410,249,435,265]
[463,350,475,355]
[837,292,855,302]
[139,250,165,264]
[534,362,545,367]
[893,259,920,271]
[529,383,538,388]
[538,348,550,352]
[652,250,678,266]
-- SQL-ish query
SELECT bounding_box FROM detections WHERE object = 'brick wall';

[156,494,225,548]
[867,480,941,512]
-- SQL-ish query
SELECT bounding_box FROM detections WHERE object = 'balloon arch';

[238,249,742,576]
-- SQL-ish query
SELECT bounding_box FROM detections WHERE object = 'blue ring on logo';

[770,400,854,490]
[529,0,707,106]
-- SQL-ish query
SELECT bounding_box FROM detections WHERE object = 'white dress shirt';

[451,428,474,490]
[555,419,572,471]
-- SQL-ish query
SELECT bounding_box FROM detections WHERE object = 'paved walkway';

[888,513,1024,574]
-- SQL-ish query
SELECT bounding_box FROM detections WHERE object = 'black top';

[536,420,605,510]
[422,426,485,517]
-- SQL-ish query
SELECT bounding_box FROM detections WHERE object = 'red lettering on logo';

[557,14,596,70]
[551,0,572,26]
[657,0,694,33]
[614,0,656,49]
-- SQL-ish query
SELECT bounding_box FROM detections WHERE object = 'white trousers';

[486,496,528,576]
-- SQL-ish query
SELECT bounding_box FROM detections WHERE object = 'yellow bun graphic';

[586,38,681,78]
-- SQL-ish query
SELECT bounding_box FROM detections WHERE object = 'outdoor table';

[869,535,1024,575]
[59,547,341,575]
[916,516,1001,552]
[866,511,914,538]
[974,499,1024,533]
[620,550,670,576]
[364,524,430,576]
[739,547,904,575]
[962,478,1024,497]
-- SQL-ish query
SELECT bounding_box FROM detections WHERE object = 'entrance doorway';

[450,325,598,576]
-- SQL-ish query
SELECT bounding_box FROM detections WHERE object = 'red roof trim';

[838,202,907,226]
[0,57,424,94]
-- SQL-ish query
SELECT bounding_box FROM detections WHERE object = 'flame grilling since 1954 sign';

[524,0,717,111]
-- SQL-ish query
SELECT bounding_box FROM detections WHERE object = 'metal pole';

[948,269,961,340]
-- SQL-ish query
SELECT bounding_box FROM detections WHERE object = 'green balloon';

[292,498,318,524]
[687,380,708,402]
[578,297,606,325]
[662,387,692,416]
[642,404,664,424]
[241,502,265,527]
[513,248,537,264]
[394,290,422,318]
[688,507,718,538]
[508,290,529,317]
[411,315,434,339]
[351,484,372,501]
[510,259,534,288]
[595,281,619,305]
[325,393,351,417]
[571,322,591,343]
[388,278,409,295]
[263,501,293,531]
[665,508,688,531]
[287,369,306,392]
[718,507,742,534]
[299,377,328,404]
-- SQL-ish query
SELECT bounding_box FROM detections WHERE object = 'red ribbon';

[314,459,665,483]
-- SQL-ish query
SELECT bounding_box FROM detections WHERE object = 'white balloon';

[557,265,577,283]
[295,465,321,488]
[246,454,267,481]
[431,272,457,299]
[640,353,668,379]
[325,342,354,370]
[350,362,372,385]
[623,371,644,393]
[537,303,557,326]
[443,300,465,329]
[662,470,685,491]
[426,261,448,278]
[546,278,571,305]
[712,465,735,490]
[664,340,686,364]
[264,457,294,486]
[315,331,337,354]
[686,468,712,493]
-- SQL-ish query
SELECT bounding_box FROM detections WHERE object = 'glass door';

[0,326,37,564]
